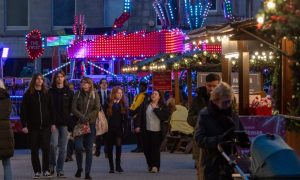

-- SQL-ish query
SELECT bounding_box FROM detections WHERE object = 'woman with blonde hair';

[195,82,243,180]
[106,86,128,173]
[72,77,100,179]
[0,79,14,180]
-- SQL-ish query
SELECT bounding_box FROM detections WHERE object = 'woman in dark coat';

[134,90,170,173]
[0,80,14,180]
[195,82,243,180]
[106,86,128,173]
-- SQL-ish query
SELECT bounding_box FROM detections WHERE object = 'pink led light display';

[67,29,185,59]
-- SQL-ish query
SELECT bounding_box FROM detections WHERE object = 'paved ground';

[0,145,196,180]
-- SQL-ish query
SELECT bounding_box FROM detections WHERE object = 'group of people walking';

[0,70,171,179]
[0,71,244,180]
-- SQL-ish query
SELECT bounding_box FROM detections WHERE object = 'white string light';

[87,61,117,77]
[43,61,71,77]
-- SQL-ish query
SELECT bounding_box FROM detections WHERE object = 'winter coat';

[187,86,210,160]
[49,86,74,126]
[195,102,243,180]
[0,88,14,159]
[72,90,100,124]
[134,101,170,132]
[20,89,54,130]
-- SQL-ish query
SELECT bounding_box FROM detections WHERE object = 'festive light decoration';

[67,29,185,59]
[43,61,71,76]
[266,0,276,10]
[113,0,131,28]
[224,0,234,20]
[167,1,175,20]
[184,0,191,26]
[82,61,87,76]
[25,29,45,61]
[184,0,212,29]
[153,0,168,28]
[257,0,300,38]
[87,61,117,77]
[73,15,86,41]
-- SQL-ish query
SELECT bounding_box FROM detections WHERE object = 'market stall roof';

[186,18,257,43]
[185,18,285,54]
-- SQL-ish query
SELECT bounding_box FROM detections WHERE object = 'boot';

[109,157,114,173]
[115,159,123,172]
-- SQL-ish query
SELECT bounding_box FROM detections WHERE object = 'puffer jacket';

[0,88,14,159]
[72,90,100,124]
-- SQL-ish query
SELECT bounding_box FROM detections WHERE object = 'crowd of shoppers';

[1,71,243,180]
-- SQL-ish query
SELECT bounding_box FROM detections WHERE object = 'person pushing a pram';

[195,82,244,180]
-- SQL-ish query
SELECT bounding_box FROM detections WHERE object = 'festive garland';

[257,0,300,131]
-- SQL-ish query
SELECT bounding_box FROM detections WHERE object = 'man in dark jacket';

[95,78,110,157]
[187,73,220,171]
[49,71,73,178]
[21,73,55,179]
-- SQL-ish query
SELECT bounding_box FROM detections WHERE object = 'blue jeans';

[2,158,12,180]
[50,126,68,172]
[74,123,96,174]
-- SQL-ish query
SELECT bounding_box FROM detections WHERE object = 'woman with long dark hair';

[20,73,55,178]
[49,70,73,178]
[72,77,100,179]
[134,90,170,173]
[0,80,14,180]
[106,86,128,173]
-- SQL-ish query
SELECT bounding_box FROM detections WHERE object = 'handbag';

[73,121,91,137]
[73,92,92,137]
[96,109,108,135]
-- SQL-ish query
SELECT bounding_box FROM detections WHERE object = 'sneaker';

[151,167,158,173]
[57,171,66,178]
[43,171,53,178]
[33,172,41,179]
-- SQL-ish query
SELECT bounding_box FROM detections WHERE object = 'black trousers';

[29,128,51,173]
[136,132,143,150]
[66,139,74,158]
[95,134,107,154]
[106,129,122,170]
[143,130,162,169]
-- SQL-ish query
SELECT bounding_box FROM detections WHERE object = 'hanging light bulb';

[266,1,276,10]
[257,15,265,24]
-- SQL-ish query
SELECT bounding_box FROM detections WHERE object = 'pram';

[218,133,300,180]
